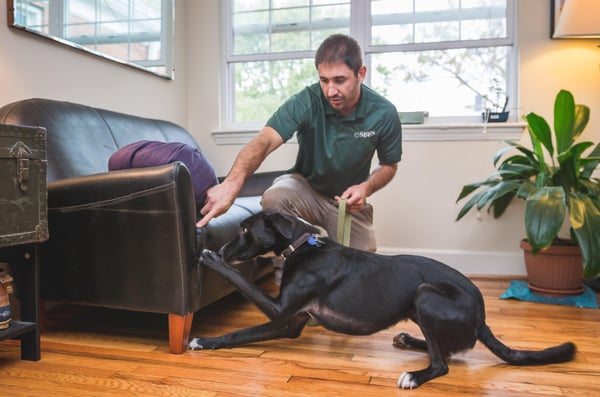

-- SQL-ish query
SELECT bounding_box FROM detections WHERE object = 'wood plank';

[0,277,598,396]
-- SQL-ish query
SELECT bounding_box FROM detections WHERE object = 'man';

[197,34,402,252]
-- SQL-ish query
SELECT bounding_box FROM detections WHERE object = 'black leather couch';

[0,98,280,353]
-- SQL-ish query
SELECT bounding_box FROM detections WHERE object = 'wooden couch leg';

[168,312,194,354]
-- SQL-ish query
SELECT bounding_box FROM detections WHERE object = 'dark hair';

[314,34,363,76]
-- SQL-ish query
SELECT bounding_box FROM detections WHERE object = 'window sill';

[212,122,527,145]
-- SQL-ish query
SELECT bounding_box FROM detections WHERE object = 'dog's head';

[219,210,319,263]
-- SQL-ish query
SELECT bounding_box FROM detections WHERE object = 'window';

[10,0,174,78]
[222,0,516,127]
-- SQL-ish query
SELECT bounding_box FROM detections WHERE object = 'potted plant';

[456,89,600,296]
[482,78,509,123]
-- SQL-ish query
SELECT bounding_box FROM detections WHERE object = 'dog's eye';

[241,227,248,234]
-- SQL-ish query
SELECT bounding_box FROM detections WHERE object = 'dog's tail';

[477,324,576,365]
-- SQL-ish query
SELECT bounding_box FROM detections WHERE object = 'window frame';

[220,0,520,133]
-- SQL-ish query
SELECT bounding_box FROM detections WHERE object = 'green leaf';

[581,143,600,179]
[554,150,578,191]
[517,182,537,200]
[456,183,484,202]
[526,112,553,158]
[579,179,600,197]
[493,146,513,166]
[456,190,487,221]
[525,187,566,253]
[557,141,594,166]
[571,104,590,142]
[504,141,541,168]
[497,162,537,179]
[477,181,521,212]
[492,190,516,218]
[535,171,552,188]
[568,193,600,277]
[554,89,576,154]
[555,141,595,190]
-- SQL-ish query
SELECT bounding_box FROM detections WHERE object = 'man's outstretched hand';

[196,181,239,227]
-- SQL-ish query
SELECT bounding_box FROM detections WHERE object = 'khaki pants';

[261,173,376,252]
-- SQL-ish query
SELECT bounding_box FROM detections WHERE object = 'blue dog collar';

[281,233,322,258]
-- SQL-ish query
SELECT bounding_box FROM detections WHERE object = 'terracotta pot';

[520,239,584,297]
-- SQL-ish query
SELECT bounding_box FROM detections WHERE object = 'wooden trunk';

[0,123,48,248]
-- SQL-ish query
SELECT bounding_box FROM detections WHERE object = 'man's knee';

[261,184,294,213]
[261,174,308,214]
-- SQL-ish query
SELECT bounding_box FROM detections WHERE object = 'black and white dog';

[189,210,576,389]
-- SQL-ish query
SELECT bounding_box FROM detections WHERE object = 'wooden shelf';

[0,321,36,339]
[0,244,41,361]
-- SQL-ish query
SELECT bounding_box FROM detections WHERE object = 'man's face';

[318,62,366,117]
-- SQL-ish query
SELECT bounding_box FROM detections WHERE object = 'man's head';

[315,34,366,117]
[315,34,363,75]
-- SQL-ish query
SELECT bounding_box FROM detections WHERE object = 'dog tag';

[307,236,321,247]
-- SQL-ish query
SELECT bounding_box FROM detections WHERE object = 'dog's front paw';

[200,249,222,268]
[201,248,218,260]
[397,372,418,389]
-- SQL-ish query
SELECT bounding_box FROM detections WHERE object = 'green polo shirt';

[266,83,402,197]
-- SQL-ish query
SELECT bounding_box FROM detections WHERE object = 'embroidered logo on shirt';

[354,130,376,138]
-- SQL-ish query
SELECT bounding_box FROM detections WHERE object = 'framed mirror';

[7,0,175,79]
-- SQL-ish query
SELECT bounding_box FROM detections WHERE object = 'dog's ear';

[264,212,295,240]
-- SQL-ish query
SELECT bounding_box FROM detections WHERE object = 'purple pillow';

[108,140,218,210]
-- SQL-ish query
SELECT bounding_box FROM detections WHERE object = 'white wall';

[1,1,598,276]
[0,1,188,124]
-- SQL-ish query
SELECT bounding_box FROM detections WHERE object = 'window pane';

[13,0,48,32]
[233,59,315,123]
[370,46,509,117]
[370,0,507,45]
[226,0,513,124]
[63,0,164,68]
[232,0,350,55]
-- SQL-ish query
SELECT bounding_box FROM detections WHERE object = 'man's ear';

[264,211,295,240]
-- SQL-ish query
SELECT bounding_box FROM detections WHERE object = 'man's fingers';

[196,206,220,228]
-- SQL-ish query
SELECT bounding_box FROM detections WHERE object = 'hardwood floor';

[1,276,599,396]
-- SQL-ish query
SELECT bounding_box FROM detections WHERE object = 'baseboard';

[375,247,526,277]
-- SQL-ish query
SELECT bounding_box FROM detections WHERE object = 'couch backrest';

[0,98,198,182]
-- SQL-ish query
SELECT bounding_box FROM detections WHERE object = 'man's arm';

[336,162,398,212]
[196,126,284,227]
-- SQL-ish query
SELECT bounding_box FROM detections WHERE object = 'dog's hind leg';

[189,312,310,350]
[397,283,480,389]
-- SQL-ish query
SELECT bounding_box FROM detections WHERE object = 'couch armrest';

[40,163,201,314]
[48,162,195,209]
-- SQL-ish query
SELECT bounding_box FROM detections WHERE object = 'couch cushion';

[108,140,218,209]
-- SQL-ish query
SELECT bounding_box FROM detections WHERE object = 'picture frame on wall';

[550,0,565,38]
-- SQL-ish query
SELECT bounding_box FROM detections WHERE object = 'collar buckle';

[280,232,321,259]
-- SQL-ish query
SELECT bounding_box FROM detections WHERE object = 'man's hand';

[335,183,369,212]
[335,163,398,212]
[196,181,239,227]
[196,127,284,228]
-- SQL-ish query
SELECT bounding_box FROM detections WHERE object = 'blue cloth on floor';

[500,280,598,309]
